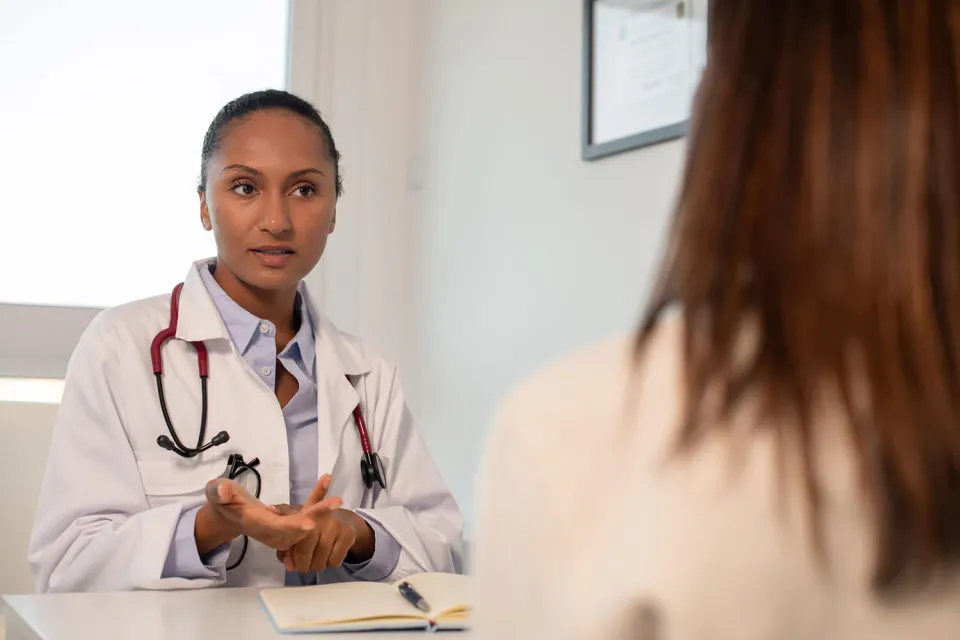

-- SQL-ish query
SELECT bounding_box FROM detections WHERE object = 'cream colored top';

[471,314,960,639]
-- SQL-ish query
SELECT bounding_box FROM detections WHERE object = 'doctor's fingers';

[242,507,317,549]
[308,522,342,572]
[277,517,344,572]
[267,503,300,516]
[277,546,299,571]
[277,548,296,571]
[300,496,344,521]
[292,529,323,573]
[325,529,354,568]
[304,474,333,506]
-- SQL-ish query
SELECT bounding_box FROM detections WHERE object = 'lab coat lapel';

[303,287,372,477]
[174,259,231,342]
[315,363,358,477]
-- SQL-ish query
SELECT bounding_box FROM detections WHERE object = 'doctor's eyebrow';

[220,165,325,180]
[221,164,262,176]
[287,167,325,180]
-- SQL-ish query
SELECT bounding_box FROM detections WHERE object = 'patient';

[472,1,960,638]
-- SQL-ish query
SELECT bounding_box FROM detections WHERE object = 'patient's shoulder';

[495,314,684,453]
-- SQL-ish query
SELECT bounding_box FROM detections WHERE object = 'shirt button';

[261,366,272,376]
[259,323,270,334]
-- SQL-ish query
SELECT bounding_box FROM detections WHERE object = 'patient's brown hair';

[640,0,960,592]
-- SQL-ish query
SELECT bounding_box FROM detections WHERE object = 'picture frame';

[581,0,709,161]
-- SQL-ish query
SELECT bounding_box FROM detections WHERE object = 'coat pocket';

[135,453,230,499]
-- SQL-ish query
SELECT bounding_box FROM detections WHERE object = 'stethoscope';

[149,283,388,567]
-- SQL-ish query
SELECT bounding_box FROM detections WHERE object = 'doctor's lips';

[252,245,296,267]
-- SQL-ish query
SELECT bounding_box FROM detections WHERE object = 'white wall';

[403,0,684,525]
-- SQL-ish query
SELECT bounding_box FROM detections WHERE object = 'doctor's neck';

[213,263,301,334]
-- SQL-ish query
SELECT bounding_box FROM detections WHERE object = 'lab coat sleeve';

[341,518,401,581]
[161,506,231,579]
[353,364,464,581]
[27,314,227,592]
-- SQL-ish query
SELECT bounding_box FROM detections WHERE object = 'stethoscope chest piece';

[361,451,387,490]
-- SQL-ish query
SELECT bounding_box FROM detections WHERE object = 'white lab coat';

[28,260,463,593]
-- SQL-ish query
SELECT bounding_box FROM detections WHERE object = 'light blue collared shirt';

[161,262,400,583]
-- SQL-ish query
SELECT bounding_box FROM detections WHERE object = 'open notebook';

[259,572,470,633]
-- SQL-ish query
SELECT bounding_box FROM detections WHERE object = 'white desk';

[1,588,471,640]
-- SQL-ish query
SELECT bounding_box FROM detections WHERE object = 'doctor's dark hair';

[197,89,343,197]
[639,0,960,596]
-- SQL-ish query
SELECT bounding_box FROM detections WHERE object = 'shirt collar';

[197,260,315,375]
[283,311,316,377]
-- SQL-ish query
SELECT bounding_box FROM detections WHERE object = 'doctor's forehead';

[209,110,334,175]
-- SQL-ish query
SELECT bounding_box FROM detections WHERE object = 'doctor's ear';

[328,212,336,234]
[199,193,213,231]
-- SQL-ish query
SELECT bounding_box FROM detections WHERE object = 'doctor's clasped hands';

[194,474,344,558]
[270,478,377,574]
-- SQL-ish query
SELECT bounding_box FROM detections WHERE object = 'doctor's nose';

[258,196,293,236]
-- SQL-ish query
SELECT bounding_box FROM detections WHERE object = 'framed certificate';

[581,0,709,161]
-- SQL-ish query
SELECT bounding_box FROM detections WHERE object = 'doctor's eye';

[230,182,257,196]
[291,184,316,198]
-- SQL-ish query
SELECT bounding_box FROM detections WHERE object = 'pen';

[398,581,431,613]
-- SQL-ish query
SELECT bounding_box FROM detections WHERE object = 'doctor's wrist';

[339,509,376,563]
[195,503,241,555]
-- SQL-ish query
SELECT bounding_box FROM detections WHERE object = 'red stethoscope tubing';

[151,282,207,377]
[149,283,386,489]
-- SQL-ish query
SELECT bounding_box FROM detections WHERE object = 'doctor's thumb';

[205,478,237,505]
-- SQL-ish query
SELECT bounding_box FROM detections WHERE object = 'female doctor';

[28,89,463,592]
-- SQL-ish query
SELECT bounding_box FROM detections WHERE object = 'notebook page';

[401,572,471,618]
[260,582,427,629]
